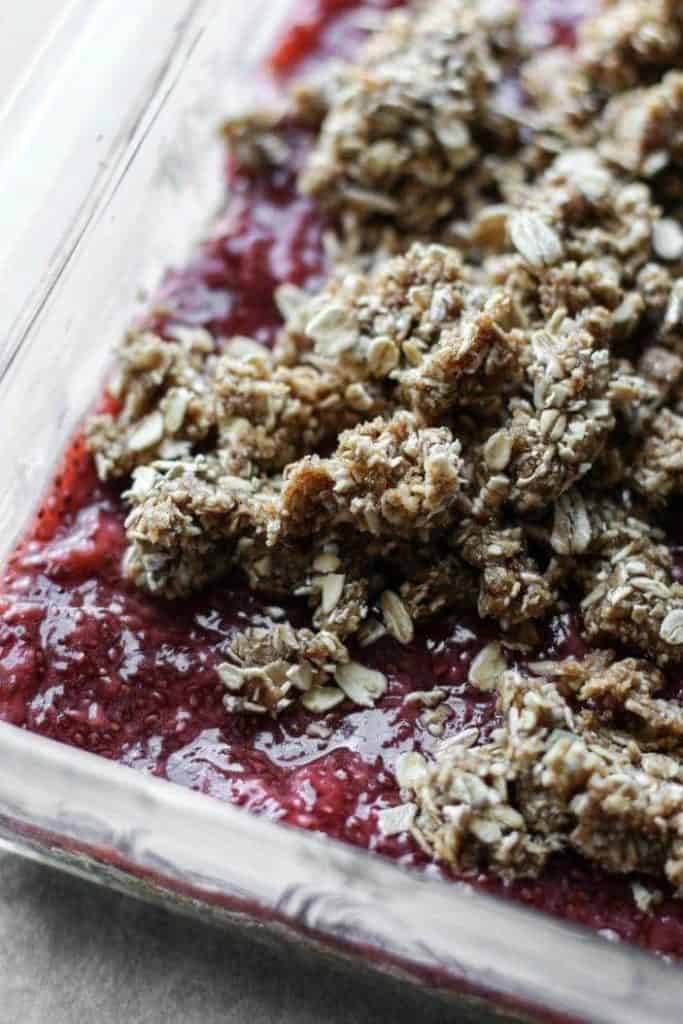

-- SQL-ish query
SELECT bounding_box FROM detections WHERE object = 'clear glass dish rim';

[1,2,682,1021]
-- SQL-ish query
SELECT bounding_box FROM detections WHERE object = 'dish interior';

[3,0,683,962]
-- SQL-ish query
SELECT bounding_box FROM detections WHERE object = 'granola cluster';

[88,328,215,481]
[403,654,683,890]
[87,0,683,891]
[523,0,683,141]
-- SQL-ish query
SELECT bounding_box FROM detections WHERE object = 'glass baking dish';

[2,2,683,1020]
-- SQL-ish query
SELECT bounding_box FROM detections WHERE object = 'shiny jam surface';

[3,0,683,960]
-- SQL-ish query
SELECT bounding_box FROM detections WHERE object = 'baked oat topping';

[281,241,519,420]
[87,0,683,891]
[524,0,683,142]
[298,0,521,233]
[88,329,215,481]
[279,411,465,538]
[218,622,350,716]
[598,72,683,184]
[407,654,683,886]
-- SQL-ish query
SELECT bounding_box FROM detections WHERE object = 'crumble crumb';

[637,346,683,411]
[503,318,616,513]
[222,110,293,171]
[399,553,477,623]
[598,71,683,184]
[410,731,553,878]
[495,150,659,325]
[524,0,683,141]
[577,0,683,98]
[218,620,389,716]
[285,242,520,421]
[631,407,683,502]
[575,502,683,664]
[212,346,384,470]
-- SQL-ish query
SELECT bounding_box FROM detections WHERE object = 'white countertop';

[0,0,63,104]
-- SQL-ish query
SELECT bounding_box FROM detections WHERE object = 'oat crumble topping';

[86,0,683,891]
[298,0,521,233]
[406,655,683,888]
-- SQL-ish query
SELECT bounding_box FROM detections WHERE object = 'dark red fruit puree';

[2,0,683,961]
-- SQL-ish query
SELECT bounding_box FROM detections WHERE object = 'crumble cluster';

[87,0,683,891]
[297,0,521,233]
[401,653,683,891]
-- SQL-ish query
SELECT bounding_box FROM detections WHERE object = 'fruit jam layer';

[3,0,683,960]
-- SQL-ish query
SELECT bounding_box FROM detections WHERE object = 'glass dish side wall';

[0,0,288,540]
[1,3,683,1022]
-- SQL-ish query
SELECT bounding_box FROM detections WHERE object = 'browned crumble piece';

[299,0,520,232]
[595,355,674,451]
[236,532,371,639]
[598,71,683,183]
[577,508,683,663]
[396,291,519,421]
[634,262,683,339]
[408,655,683,888]
[527,650,683,749]
[522,48,594,143]
[552,489,665,558]
[235,534,314,597]
[219,622,390,715]
[577,0,683,97]
[500,664,683,885]
[312,575,369,636]
[489,317,616,514]
[408,738,554,879]
[530,648,658,701]
[458,522,556,627]
[123,454,277,598]
[88,329,215,481]
[638,346,683,408]
[279,411,465,539]
[222,110,293,171]
[524,0,683,141]
[212,340,385,471]
[499,151,658,324]
[398,553,478,623]
[631,407,683,501]
[289,243,520,421]
[290,542,370,637]
[605,358,663,440]
[218,622,351,717]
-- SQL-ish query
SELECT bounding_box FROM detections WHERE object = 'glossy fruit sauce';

[2,0,683,959]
